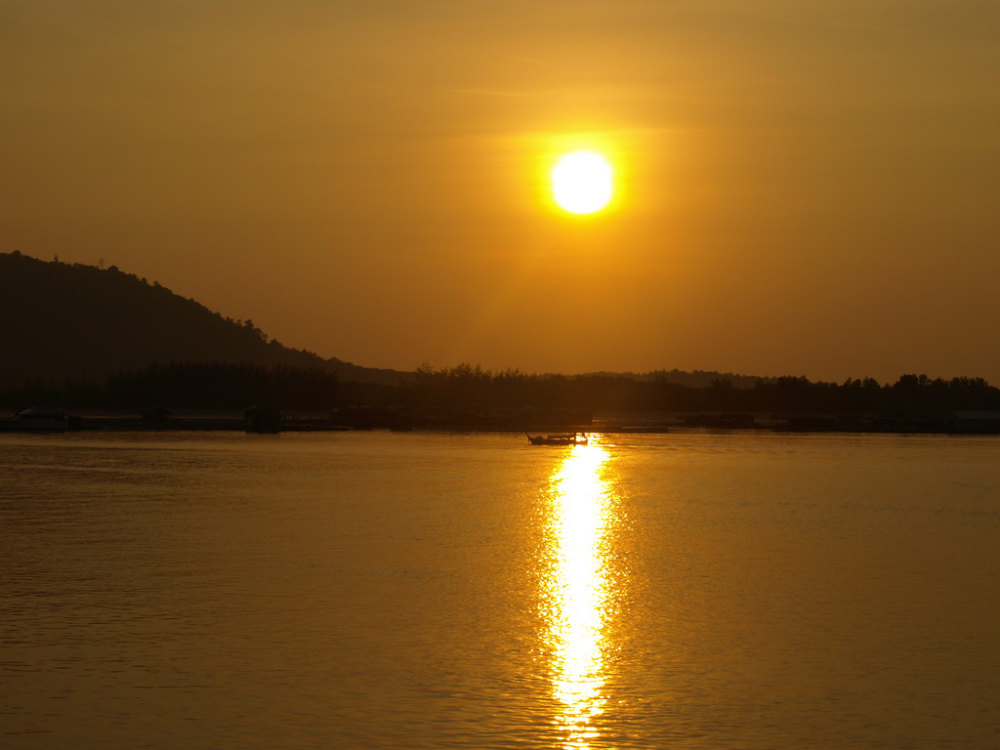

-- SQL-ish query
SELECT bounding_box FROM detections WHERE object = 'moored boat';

[10,406,69,432]
[526,431,588,446]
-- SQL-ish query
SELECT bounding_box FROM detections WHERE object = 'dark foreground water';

[2,431,998,749]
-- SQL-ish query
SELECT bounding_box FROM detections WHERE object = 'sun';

[551,151,614,215]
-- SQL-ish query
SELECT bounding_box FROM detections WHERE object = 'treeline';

[4,363,349,410]
[403,366,1000,413]
[3,362,999,415]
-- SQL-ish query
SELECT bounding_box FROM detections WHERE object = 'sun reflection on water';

[540,438,616,748]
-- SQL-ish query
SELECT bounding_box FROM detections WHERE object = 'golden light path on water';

[540,438,617,749]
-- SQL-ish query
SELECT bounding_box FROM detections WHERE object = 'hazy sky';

[3,1,999,382]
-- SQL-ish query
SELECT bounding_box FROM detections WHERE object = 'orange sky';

[3,1,999,382]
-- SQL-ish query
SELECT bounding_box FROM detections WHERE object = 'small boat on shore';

[526,432,588,446]
[6,406,69,432]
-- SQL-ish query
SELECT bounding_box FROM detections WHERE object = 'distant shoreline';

[2,410,998,436]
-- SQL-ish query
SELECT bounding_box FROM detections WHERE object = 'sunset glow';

[3,2,1000,748]
[551,151,614,215]
[2,1,999,382]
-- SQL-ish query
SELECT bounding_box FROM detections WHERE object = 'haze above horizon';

[3,1,999,384]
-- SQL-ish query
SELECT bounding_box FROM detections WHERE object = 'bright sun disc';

[551,151,613,215]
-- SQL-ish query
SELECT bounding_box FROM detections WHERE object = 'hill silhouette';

[1,251,782,392]
[2,253,998,421]
[0,252,403,387]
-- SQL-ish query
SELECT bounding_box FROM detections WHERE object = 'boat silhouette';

[526,432,588,446]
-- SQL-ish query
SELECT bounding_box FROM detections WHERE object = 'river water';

[2,430,998,748]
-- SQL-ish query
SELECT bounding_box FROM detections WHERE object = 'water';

[2,430,998,749]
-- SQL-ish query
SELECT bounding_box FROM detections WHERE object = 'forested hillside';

[5,253,997,419]
[0,252,395,386]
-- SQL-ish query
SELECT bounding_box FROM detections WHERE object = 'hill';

[0,252,405,387]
